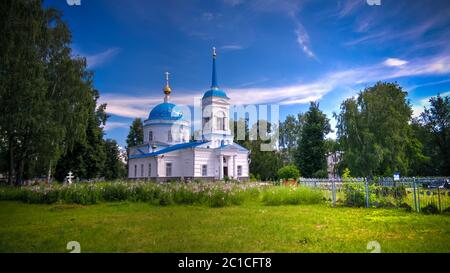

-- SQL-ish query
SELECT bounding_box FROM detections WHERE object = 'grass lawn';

[0,201,449,253]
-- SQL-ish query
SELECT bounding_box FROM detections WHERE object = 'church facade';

[128,49,250,181]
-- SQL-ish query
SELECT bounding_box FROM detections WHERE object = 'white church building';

[128,48,250,181]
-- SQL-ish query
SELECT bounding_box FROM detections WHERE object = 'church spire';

[211,47,219,90]
[163,71,171,103]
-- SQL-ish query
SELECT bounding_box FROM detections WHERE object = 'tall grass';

[0,181,268,207]
[261,186,323,205]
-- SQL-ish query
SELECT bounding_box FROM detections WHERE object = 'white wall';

[143,120,190,145]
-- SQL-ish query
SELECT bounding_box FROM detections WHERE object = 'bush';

[277,165,300,180]
[422,203,440,214]
[343,182,366,207]
[262,186,323,206]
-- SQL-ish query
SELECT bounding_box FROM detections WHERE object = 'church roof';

[202,89,229,99]
[202,47,229,99]
[148,102,183,121]
[129,141,209,159]
[218,142,249,152]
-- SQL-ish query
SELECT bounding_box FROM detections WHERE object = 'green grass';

[0,201,449,253]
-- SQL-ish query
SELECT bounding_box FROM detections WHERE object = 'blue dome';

[202,89,229,99]
[148,102,183,120]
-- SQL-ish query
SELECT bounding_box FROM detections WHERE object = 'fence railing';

[297,177,450,213]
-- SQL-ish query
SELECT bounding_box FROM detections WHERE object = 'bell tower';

[201,47,233,148]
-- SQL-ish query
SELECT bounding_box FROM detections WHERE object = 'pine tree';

[296,102,331,178]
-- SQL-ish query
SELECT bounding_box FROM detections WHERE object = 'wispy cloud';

[336,0,364,18]
[101,51,450,119]
[83,48,121,69]
[384,58,408,67]
[103,121,130,131]
[221,44,244,51]
[294,22,317,60]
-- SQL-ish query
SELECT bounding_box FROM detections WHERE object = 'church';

[128,48,250,181]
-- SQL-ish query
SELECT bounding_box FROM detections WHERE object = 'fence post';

[412,177,418,212]
[437,186,442,212]
[417,180,421,213]
[332,179,336,207]
[365,177,370,208]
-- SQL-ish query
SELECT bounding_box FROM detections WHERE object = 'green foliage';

[261,186,323,206]
[296,102,331,177]
[342,182,366,207]
[342,168,352,179]
[0,0,101,184]
[418,94,450,175]
[279,114,304,165]
[0,182,271,208]
[233,118,282,181]
[335,82,422,177]
[103,139,126,180]
[312,169,328,179]
[277,165,300,180]
[126,118,144,148]
[422,203,440,215]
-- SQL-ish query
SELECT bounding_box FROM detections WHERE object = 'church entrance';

[223,167,228,177]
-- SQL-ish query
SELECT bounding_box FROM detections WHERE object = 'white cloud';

[383,58,408,67]
[102,121,130,131]
[100,52,450,119]
[85,48,121,69]
[221,44,244,50]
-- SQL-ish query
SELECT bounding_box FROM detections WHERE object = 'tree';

[54,94,108,181]
[296,102,331,177]
[279,114,304,164]
[418,94,449,175]
[103,139,126,180]
[232,118,282,181]
[126,118,144,148]
[0,0,96,184]
[335,82,422,177]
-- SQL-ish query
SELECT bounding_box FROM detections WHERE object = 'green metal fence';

[298,177,450,213]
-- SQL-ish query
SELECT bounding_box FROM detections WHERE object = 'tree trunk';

[8,139,14,186]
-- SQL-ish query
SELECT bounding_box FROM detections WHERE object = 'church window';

[202,165,207,176]
[141,164,144,177]
[134,165,137,177]
[149,131,153,141]
[166,163,172,177]
[168,130,172,142]
[215,111,226,130]
[237,165,242,176]
[148,163,151,178]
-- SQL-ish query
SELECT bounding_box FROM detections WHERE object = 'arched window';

[149,131,153,141]
[215,111,226,130]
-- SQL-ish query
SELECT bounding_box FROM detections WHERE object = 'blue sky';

[45,0,450,147]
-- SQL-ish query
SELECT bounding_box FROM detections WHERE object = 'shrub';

[343,182,366,207]
[422,203,440,214]
[277,165,300,180]
[341,168,352,179]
